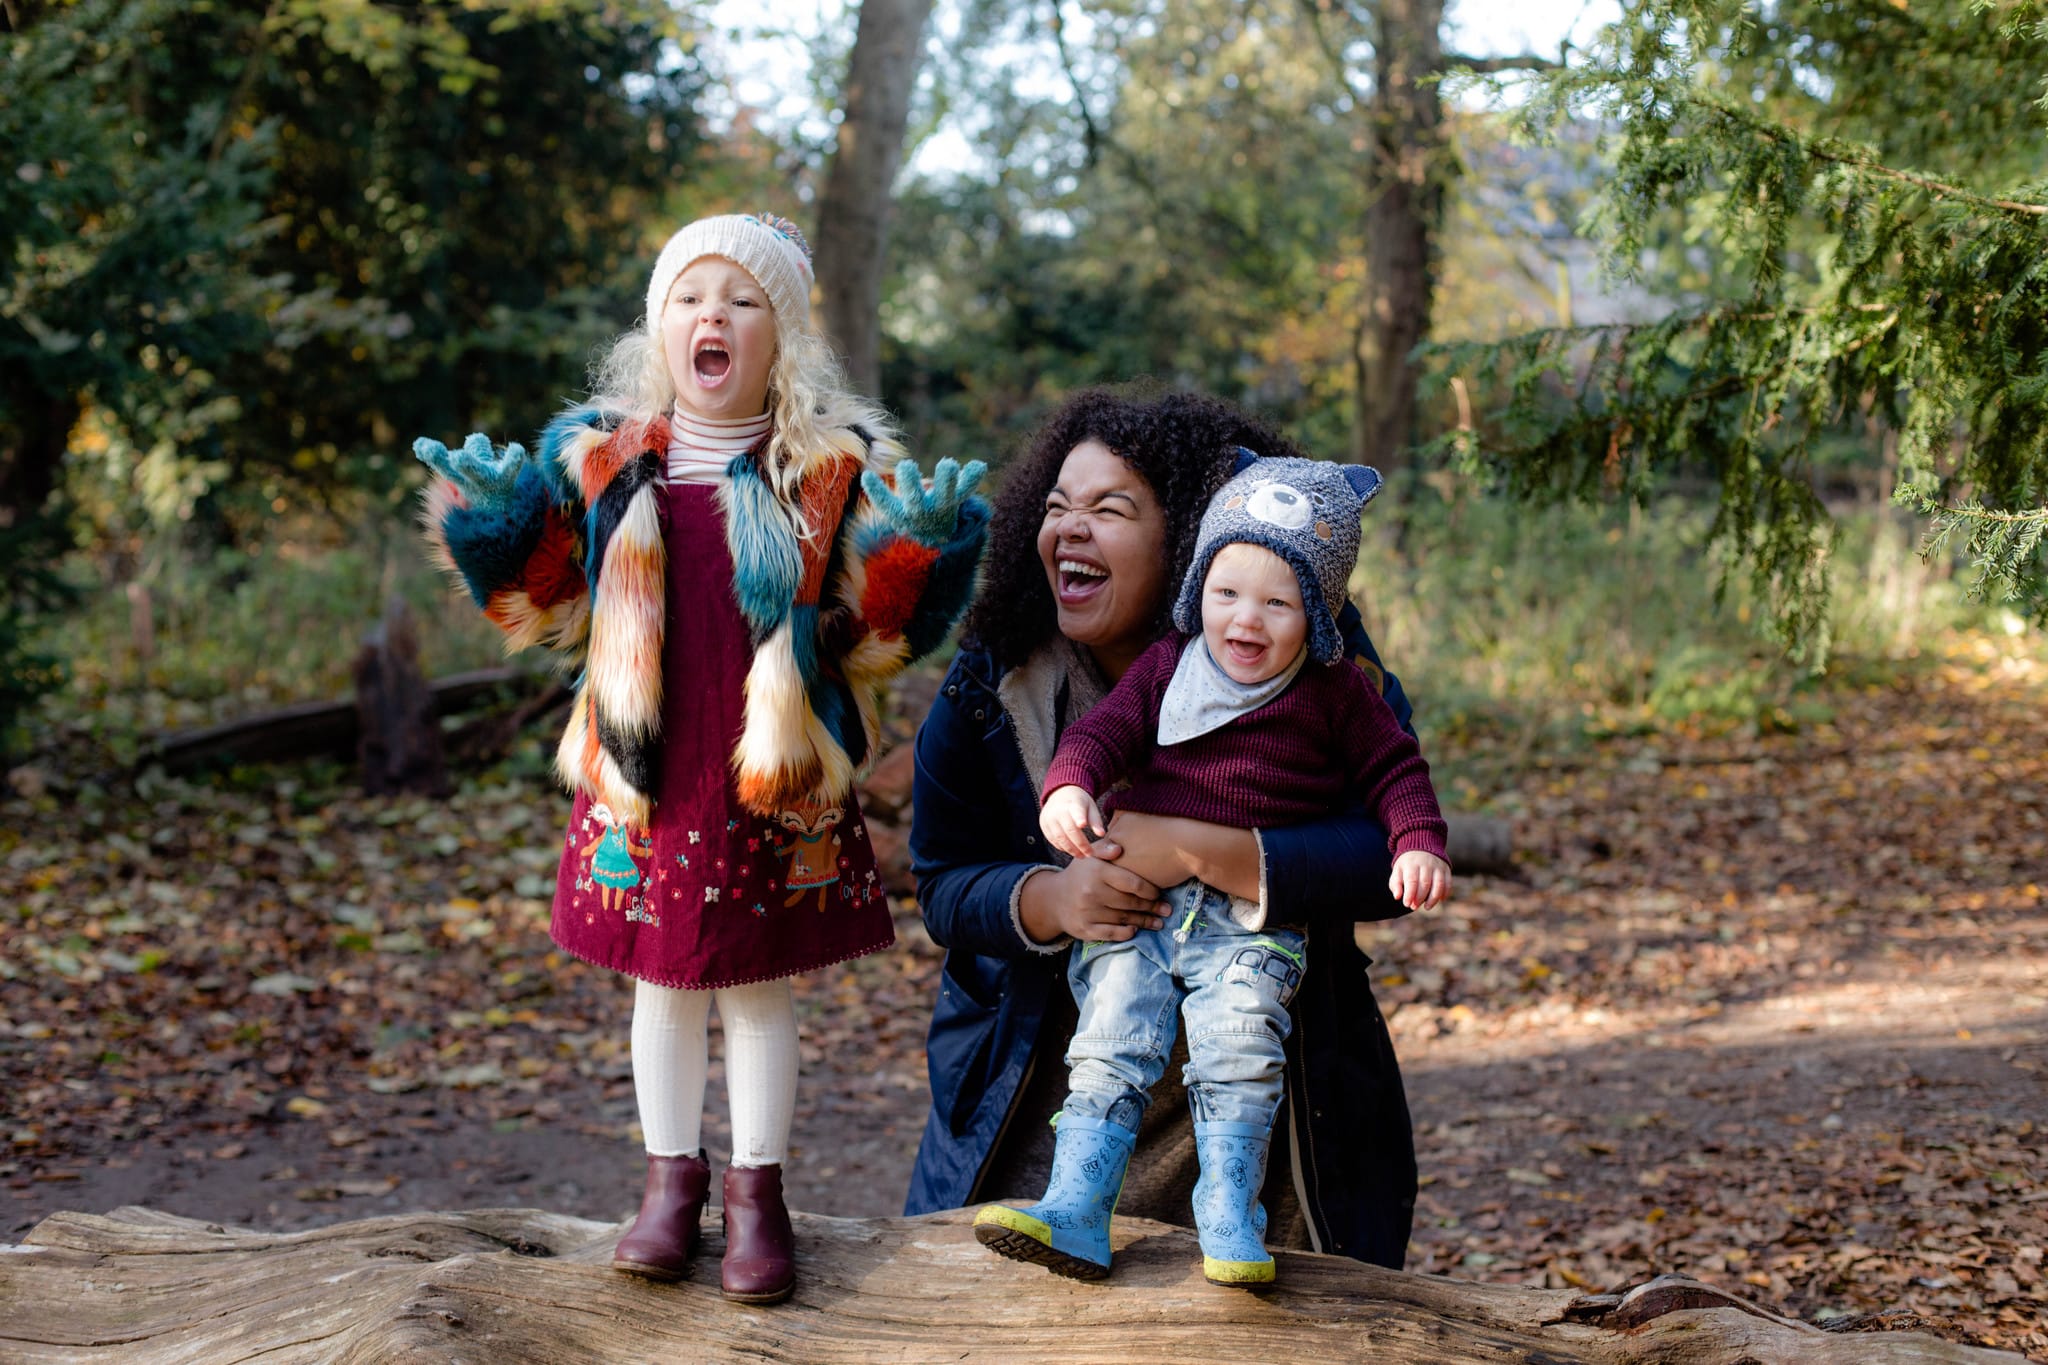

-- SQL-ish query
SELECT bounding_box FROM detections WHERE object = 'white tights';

[630,977,798,1167]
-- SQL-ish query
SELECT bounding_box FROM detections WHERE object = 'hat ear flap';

[1343,464,1383,503]
[1229,445,1261,476]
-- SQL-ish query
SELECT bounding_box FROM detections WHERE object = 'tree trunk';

[3,1205,2020,1363]
[813,0,935,398]
[353,595,447,797]
[1352,0,1450,473]
[0,390,78,530]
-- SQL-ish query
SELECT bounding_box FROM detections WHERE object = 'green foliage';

[1922,503,2048,606]
[48,515,506,765]
[4,0,708,540]
[1,0,277,513]
[880,0,1386,464]
[5,0,706,725]
[209,0,707,510]
[879,0,1607,476]
[1425,0,2048,661]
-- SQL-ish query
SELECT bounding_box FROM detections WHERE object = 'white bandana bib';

[1156,636,1306,747]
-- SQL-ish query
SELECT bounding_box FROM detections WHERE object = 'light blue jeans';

[1063,878,1308,1132]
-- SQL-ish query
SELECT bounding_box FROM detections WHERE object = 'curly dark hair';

[964,385,1309,672]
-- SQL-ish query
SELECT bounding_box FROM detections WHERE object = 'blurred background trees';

[3,0,706,742]
[2,0,2042,756]
[5,0,703,540]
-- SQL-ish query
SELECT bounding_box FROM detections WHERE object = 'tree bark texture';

[1352,0,1451,472]
[1,1205,2022,1364]
[813,0,935,398]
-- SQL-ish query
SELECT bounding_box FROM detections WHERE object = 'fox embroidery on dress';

[771,807,843,910]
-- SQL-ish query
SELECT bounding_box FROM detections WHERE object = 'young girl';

[414,213,988,1304]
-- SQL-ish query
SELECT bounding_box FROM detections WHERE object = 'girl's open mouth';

[693,344,732,387]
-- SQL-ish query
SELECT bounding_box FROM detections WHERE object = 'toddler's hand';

[861,457,988,547]
[1389,850,1451,912]
[414,432,528,505]
[1040,785,1106,860]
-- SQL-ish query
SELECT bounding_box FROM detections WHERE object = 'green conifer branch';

[1427,0,2048,656]
[1688,94,2048,221]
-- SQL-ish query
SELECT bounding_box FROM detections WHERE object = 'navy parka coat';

[902,603,1422,1268]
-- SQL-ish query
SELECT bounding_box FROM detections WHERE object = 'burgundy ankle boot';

[720,1163,796,1303]
[612,1152,711,1281]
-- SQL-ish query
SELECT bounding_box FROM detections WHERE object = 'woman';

[901,387,1420,1268]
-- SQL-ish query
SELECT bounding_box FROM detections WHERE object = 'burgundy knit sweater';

[1043,634,1449,862]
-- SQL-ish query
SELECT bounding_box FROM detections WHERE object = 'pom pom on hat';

[644,212,815,334]
[1171,453,1384,664]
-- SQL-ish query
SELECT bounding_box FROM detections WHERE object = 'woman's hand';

[1017,856,1165,944]
[1040,785,1106,860]
[1390,850,1451,911]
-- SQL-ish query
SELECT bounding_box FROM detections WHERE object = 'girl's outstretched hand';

[1040,784,1107,860]
[414,432,528,504]
[1389,850,1451,912]
[861,457,988,546]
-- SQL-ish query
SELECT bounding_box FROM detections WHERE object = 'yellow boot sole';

[1203,1253,1276,1288]
[973,1204,1111,1281]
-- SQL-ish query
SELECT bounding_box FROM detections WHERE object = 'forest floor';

[3,632,2044,1358]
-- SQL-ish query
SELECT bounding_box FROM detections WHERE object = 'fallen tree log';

[1445,812,1515,877]
[442,679,575,766]
[0,1206,2018,1364]
[145,668,538,775]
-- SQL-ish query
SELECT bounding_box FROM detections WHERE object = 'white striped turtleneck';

[667,406,771,485]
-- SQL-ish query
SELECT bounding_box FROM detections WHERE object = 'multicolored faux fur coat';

[419,406,989,829]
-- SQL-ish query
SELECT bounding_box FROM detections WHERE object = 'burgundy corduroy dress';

[548,480,891,988]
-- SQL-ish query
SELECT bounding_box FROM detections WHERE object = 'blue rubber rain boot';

[1191,1120,1276,1287]
[973,1113,1136,1280]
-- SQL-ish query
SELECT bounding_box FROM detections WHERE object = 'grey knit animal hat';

[1172,450,1384,664]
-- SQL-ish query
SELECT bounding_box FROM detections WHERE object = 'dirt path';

[3,641,2042,1356]
[1378,639,2048,1354]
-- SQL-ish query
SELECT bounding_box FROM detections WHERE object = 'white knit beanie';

[644,212,814,334]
